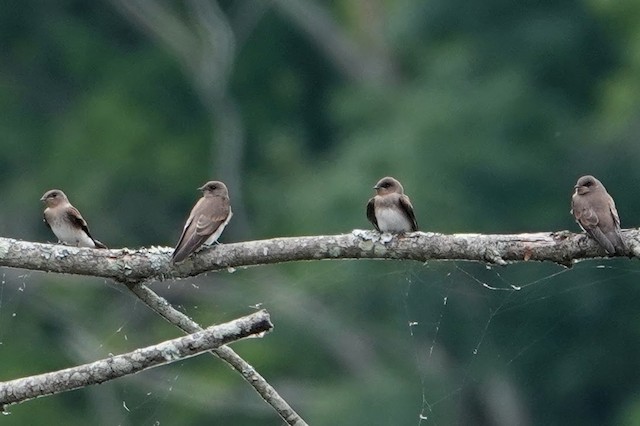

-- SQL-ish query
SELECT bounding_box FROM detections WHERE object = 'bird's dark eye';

[585,181,593,187]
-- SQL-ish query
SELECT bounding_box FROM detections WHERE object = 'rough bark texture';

[1,229,638,284]
[0,310,272,409]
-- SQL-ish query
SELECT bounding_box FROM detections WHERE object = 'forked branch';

[0,229,636,424]
[128,283,308,426]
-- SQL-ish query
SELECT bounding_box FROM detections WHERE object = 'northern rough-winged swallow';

[366,176,418,233]
[571,175,626,255]
[41,189,107,249]
[172,180,233,263]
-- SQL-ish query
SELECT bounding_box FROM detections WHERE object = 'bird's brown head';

[574,175,602,196]
[373,177,404,196]
[199,181,229,197]
[40,189,68,207]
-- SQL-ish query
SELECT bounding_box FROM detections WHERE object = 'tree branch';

[0,310,272,410]
[1,229,635,422]
[1,230,638,283]
[127,283,309,426]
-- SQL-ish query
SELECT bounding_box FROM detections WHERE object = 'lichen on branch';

[0,229,637,283]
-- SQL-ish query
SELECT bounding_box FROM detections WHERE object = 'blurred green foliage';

[1,0,640,425]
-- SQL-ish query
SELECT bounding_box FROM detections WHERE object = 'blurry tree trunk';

[272,0,400,85]
[108,0,250,239]
[108,0,402,240]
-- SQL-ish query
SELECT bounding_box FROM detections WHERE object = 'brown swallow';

[366,176,418,233]
[40,189,107,249]
[571,175,626,255]
[172,180,233,263]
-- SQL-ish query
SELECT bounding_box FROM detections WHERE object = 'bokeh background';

[1,0,640,424]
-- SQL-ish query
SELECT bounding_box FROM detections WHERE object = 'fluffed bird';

[172,180,232,263]
[366,176,418,233]
[41,189,107,248]
[571,175,626,255]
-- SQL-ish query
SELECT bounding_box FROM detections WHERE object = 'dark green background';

[1,0,640,424]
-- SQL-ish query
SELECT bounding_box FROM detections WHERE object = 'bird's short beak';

[197,186,204,191]
[574,185,580,189]
[373,185,379,190]
[39,196,46,202]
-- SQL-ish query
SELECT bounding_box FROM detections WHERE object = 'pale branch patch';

[0,310,272,410]
[128,283,309,426]
[0,229,638,283]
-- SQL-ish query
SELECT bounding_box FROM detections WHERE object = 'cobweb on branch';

[0,257,638,425]
[401,259,637,425]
